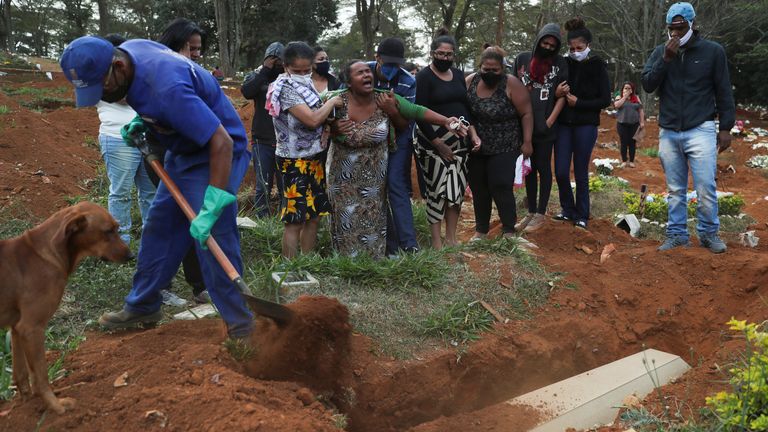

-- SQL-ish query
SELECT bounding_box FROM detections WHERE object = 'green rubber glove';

[190,185,237,249]
[120,115,149,146]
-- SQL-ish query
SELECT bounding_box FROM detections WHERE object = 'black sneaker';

[575,220,588,230]
[552,213,572,222]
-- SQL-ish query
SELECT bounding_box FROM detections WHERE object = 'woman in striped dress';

[415,29,482,249]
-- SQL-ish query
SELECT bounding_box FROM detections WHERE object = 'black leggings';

[617,122,639,162]
[525,139,554,214]
[468,151,518,234]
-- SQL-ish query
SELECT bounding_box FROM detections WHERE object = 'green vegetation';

[420,300,494,344]
[624,193,746,223]
[641,147,660,158]
[0,105,9,115]
[707,319,768,431]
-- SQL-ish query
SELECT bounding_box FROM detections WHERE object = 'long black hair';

[158,18,207,53]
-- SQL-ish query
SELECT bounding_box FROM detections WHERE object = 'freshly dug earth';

[242,296,352,393]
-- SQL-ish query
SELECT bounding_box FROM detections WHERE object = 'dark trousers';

[525,138,554,214]
[554,125,597,223]
[386,139,419,253]
[145,151,206,294]
[617,122,639,162]
[252,141,282,218]
[468,150,518,234]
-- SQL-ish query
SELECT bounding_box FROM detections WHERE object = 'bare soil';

[1,70,767,431]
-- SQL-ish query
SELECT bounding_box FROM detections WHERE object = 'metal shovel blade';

[241,293,294,325]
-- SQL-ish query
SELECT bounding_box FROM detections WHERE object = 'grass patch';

[620,407,716,432]
[1,86,69,97]
[640,147,660,158]
[420,300,494,344]
[0,105,9,115]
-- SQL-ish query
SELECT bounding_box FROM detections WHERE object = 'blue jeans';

[99,134,156,244]
[386,139,419,253]
[658,121,719,239]
[125,153,253,338]
[554,125,597,223]
[252,141,282,217]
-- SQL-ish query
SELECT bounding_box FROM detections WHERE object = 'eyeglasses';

[433,50,454,59]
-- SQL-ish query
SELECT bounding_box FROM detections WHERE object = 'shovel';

[133,135,293,325]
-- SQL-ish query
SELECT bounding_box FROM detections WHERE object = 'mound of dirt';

[242,296,352,393]
[0,319,342,432]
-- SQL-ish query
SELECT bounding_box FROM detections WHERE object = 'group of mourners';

[243,16,616,259]
[58,1,734,338]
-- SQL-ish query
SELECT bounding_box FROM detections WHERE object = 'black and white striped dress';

[414,66,472,224]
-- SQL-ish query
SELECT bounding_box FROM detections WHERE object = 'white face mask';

[668,27,694,46]
[568,47,591,62]
[290,72,313,87]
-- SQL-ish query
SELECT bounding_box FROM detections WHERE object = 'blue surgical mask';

[380,64,399,81]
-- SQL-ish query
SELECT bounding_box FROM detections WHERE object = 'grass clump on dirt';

[0,105,9,115]
[239,206,555,358]
[640,147,660,158]
[420,300,494,344]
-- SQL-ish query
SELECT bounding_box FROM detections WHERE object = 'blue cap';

[666,2,695,25]
[60,36,115,107]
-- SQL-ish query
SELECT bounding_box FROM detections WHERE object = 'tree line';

[0,0,765,104]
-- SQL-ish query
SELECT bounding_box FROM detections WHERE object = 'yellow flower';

[284,183,303,199]
[306,188,316,211]
[295,159,310,174]
[284,199,297,215]
[282,159,292,172]
[310,160,324,183]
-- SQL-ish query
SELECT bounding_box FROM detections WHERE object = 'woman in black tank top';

[466,46,534,240]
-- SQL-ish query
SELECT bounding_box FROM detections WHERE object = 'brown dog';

[0,201,131,413]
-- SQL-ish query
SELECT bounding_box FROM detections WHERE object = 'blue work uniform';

[365,61,419,253]
[120,40,253,337]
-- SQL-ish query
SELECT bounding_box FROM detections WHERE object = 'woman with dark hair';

[325,60,466,258]
[311,46,340,94]
[158,18,206,62]
[268,41,343,258]
[613,82,645,168]
[553,17,611,230]
[415,29,481,249]
[466,46,533,240]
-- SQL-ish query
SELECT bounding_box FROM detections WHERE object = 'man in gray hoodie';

[512,23,568,232]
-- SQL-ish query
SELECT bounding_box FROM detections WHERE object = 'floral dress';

[327,93,391,258]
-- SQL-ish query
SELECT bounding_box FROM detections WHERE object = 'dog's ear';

[65,214,88,237]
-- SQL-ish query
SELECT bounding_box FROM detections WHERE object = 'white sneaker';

[161,289,188,307]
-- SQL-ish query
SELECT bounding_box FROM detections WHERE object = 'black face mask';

[101,68,130,103]
[315,61,330,76]
[480,72,503,87]
[433,58,453,72]
[535,46,557,58]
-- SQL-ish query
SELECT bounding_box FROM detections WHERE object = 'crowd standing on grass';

[57,2,736,333]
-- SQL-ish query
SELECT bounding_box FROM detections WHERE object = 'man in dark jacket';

[512,23,568,232]
[642,2,735,254]
[241,42,284,217]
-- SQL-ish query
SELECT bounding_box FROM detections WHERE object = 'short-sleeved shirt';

[120,40,248,171]
[96,101,136,139]
[273,83,325,159]
[616,99,642,124]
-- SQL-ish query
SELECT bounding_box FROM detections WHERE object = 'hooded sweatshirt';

[512,23,569,142]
